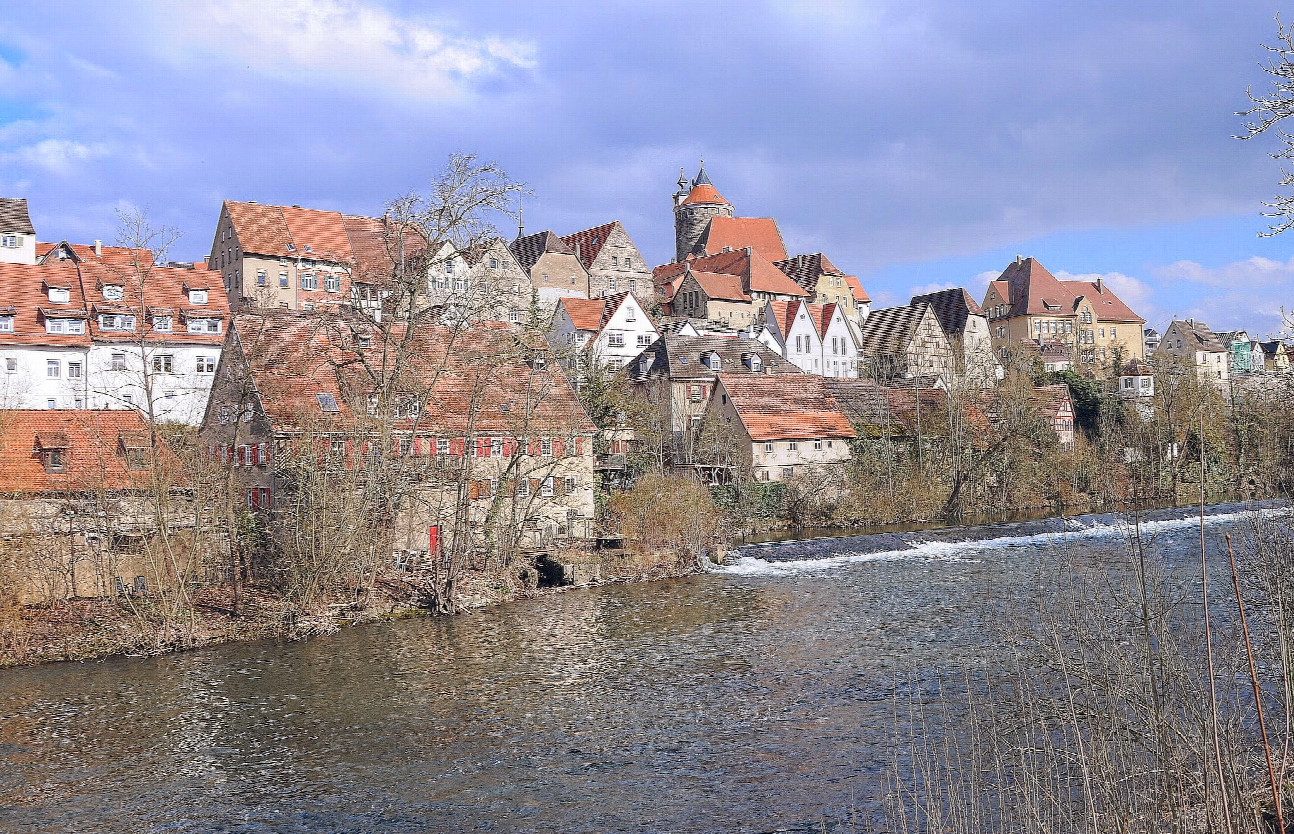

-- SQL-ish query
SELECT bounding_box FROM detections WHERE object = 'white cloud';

[2,139,111,176]
[1152,256,1294,288]
[908,280,956,297]
[167,0,535,101]
[1142,257,1294,336]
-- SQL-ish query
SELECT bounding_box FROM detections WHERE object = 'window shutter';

[575,437,584,455]
[257,443,267,465]
[450,438,464,456]
[553,438,566,457]
[528,478,541,495]
[475,437,487,457]
[468,481,480,500]
[528,439,539,456]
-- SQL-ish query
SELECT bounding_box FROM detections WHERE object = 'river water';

[0,502,1284,833]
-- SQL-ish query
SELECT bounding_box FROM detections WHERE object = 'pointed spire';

[693,157,712,187]
[516,194,525,240]
[676,167,688,191]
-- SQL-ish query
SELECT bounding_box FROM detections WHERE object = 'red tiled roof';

[559,296,607,332]
[656,249,808,301]
[700,217,787,262]
[689,269,749,302]
[845,274,870,304]
[342,214,429,285]
[37,242,156,267]
[79,261,230,345]
[766,300,797,336]
[989,258,1144,323]
[224,201,295,257]
[233,311,595,436]
[717,373,854,442]
[681,183,729,206]
[0,262,91,347]
[0,409,177,494]
[281,205,353,262]
[560,221,618,271]
[812,303,835,339]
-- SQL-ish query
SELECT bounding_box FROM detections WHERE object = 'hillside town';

[1,162,1291,615]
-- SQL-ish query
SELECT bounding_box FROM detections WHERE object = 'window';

[609,278,618,292]
[187,289,208,305]
[541,477,555,497]
[611,256,618,267]
[787,441,798,452]
[689,384,703,403]
[625,304,636,322]
[46,359,60,378]
[99,314,136,332]
[444,261,454,275]
[48,287,70,304]
[490,258,499,269]
[111,353,126,371]
[0,316,9,333]
[517,479,529,498]
[637,334,652,347]
[279,272,289,288]
[4,358,14,372]
[256,270,267,286]
[508,309,520,323]
[814,440,823,451]
[219,405,230,425]
[45,398,55,409]
[437,438,450,456]
[102,285,123,301]
[564,476,576,494]
[153,315,172,332]
[152,354,173,374]
[0,234,18,248]
[330,439,346,458]
[491,438,503,457]
[629,279,636,291]
[781,466,795,480]
[46,318,65,334]
[764,442,773,453]
[68,362,81,379]
[243,402,254,422]
[608,333,625,347]
[541,438,553,457]
[47,449,63,470]
[300,273,317,291]
[325,273,340,293]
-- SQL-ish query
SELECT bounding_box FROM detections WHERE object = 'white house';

[0,260,93,409]
[757,300,860,378]
[549,291,659,373]
[1154,319,1229,386]
[0,198,37,266]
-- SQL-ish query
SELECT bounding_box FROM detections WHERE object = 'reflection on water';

[0,503,1281,833]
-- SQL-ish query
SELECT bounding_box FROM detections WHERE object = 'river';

[0,502,1284,833]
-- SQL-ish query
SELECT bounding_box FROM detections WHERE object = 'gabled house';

[0,261,91,410]
[857,302,955,384]
[705,373,854,482]
[200,311,598,551]
[910,287,1001,385]
[1032,384,1075,445]
[0,198,36,265]
[1154,318,1229,385]
[426,238,534,327]
[1040,341,1072,373]
[1216,330,1259,374]
[560,221,652,303]
[981,256,1146,369]
[759,300,860,378]
[1259,340,1292,372]
[774,253,871,325]
[653,248,808,328]
[625,334,799,460]
[1118,358,1155,399]
[510,230,590,303]
[548,292,660,374]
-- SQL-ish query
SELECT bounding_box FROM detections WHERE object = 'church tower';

[672,162,734,263]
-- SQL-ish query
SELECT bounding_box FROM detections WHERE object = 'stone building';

[910,288,1000,386]
[857,302,956,384]
[981,256,1146,371]
[671,164,736,263]
[509,230,590,304]
[560,221,652,303]
[774,253,871,325]
[426,238,535,327]
[200,311,597,552]
[653,248,808,328]
[1153,318,1230,386]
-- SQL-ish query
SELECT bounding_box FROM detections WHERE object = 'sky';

[1,1,1292,336]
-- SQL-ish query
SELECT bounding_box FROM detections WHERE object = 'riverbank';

[0,546,704,669]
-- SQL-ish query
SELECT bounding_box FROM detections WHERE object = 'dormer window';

[102,285,124,301]
[188,289,208,305]
[99,314,136,332]
[0,315,11,333]
[0,234,21,248]
[153,315,172,333]
[286,243,296,252]
[48,287,70,304]
[45,448,64,472]
[705,351,722,370]
[745,353,763,372]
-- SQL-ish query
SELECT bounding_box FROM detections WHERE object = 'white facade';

[549,293,659,373]
[0,345,92,409]
[0,233,36,265]
[758,301,860,378]
[817,306,860,378]
[86,342,222,425]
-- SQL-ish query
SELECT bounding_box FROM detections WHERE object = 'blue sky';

[2,1,1292,335]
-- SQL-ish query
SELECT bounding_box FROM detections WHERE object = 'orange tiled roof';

[233,311,595,436]
[559,296,607,331]
[225,201,356,263]
[700,217,787,262]
[0,409,176,495]
[0,262,91,347]
[681,183,729,206]
[717,373,854,442]
[689,269,749,302]
[845,274,870,304]
[989,258,1143,323]
[79,261,229,346]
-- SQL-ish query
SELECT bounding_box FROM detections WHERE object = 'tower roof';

[693,162,713,187]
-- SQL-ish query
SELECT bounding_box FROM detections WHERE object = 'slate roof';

[0,198,34,235]
[697,217,787,262]
[0,409,176,495]
[233,311,594,436]
[717,373,854,442]
[858,303,937,356]
[628,334,799,382]
[1169,319,1228,353]
[510,230,578,274]
[988,257,1143,323]
[560,221,618,271]
[910,288,984,337]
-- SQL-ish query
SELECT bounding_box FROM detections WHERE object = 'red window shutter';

[468,481,480,500]
[528,478,541,495]
[450,438,464,456]
[554,438,566,457]
[575,437,584,455]
[504,438,516,457]
[475,437,486,457]
[528,439,539,456]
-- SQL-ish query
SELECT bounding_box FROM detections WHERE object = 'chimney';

[94,239,102,257]
[1015,254,1023,264]
[1096,276,1104,293]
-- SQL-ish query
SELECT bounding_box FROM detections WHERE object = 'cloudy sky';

[2,1,1292,335]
